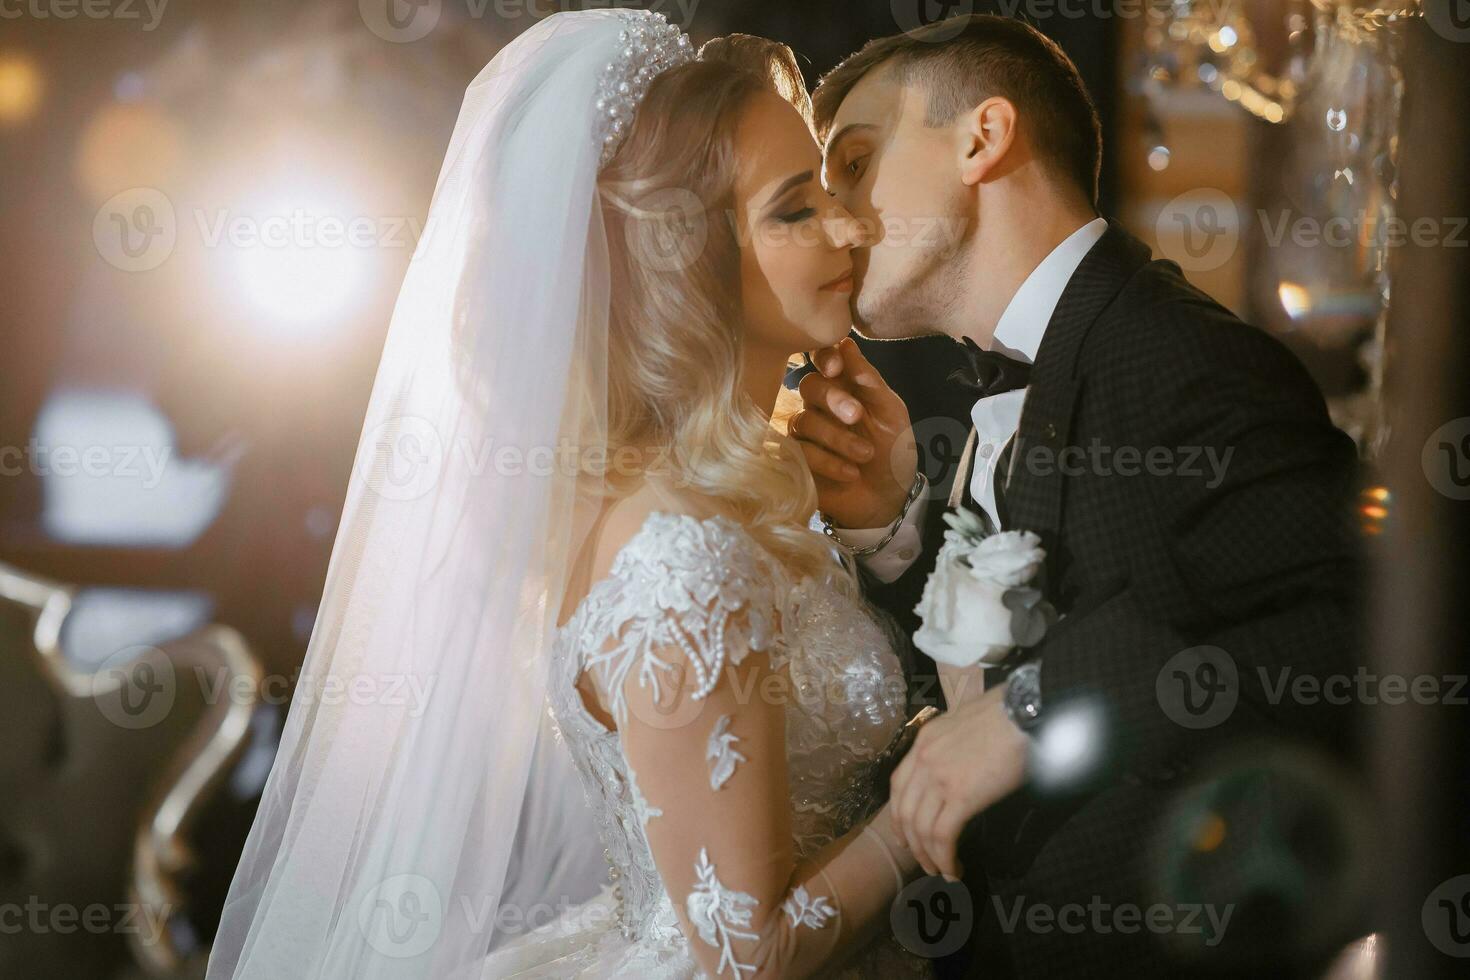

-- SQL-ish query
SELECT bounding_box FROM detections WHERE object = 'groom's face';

[822,67,972,340]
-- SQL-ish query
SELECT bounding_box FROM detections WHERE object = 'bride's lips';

[819,270,854,293]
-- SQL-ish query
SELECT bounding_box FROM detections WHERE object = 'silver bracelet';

[818,470,927,557]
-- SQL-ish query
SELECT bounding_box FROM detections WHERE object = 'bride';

[206,10,932,979]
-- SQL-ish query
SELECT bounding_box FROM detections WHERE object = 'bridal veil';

[205,11,693,978]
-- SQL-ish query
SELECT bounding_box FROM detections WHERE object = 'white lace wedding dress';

[484,511,932,978]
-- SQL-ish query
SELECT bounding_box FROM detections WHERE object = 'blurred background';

[0,1,1465,977]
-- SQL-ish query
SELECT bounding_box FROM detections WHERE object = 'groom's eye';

[776,206,817,225]
[845,155,869,179]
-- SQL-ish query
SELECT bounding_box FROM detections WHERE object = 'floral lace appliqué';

[543,511,927,977]
[583,514,794,727]
[626,761,663,826]
[687,847,759,977]
[782,885,837,930]
[706,714,747,790]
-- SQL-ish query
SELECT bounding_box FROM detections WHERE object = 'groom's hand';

[791,337,917,529]
[890,682,1028,880]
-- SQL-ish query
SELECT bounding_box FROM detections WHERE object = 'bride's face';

[730,92,867,355]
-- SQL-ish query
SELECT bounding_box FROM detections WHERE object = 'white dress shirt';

[838,217,1108,583]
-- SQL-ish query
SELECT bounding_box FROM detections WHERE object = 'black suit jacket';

[863,223,1365,978]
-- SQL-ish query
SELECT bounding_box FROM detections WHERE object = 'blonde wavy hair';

[593,35,851,588]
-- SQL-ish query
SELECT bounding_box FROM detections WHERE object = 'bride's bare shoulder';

[587,482,717,578]
[560,483,721,627]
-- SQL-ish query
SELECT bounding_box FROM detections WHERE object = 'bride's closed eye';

[776,205,817,224]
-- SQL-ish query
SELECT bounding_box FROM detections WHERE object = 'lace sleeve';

[584,513,793,727]
[590,513,923,979]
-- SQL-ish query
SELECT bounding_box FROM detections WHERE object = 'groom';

[793,14,1363,979]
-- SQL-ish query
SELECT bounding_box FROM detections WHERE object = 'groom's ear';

[958,96,1018,188]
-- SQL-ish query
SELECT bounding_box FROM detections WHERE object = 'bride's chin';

[809,320,854,349]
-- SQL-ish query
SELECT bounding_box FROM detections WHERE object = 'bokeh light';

[74,102,188,205]
[0,51,43,125]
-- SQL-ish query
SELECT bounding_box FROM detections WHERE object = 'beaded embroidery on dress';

[484,512,931,978]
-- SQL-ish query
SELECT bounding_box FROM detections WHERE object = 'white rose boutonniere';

[912,507,1057,667]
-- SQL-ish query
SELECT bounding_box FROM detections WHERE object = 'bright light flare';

[1032,701,1105,789]
[222,183,377,335]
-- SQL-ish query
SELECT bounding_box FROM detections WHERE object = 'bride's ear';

[957,96,1017,188]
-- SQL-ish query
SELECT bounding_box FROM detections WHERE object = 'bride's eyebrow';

[763,170,814,209]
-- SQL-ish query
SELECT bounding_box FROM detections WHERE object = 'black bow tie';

[947,336,1032,397]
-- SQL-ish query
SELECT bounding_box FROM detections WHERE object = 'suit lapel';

[1003,223,1153,543]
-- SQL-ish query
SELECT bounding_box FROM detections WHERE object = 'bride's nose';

[820,199,868,250]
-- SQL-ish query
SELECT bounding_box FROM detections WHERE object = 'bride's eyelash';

[777,207,816,224]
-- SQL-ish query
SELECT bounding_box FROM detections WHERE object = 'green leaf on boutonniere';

[941,505,989,545]
[1003,587,1058,647]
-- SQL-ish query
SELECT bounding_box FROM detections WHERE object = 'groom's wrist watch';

[1003,660,1044,733]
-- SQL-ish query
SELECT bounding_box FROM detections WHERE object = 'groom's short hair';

[813,14,1102,206]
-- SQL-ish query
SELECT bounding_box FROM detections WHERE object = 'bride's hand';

[792,337,917,529]
[891,681,1028,880]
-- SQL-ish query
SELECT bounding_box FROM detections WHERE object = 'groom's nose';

[821,204,870,250]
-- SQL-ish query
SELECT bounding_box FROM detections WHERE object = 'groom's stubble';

[849,201,976,342]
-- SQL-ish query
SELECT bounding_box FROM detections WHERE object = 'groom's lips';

[820,270,854,293]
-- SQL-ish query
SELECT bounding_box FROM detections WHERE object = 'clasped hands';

[791,338,1029,881]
